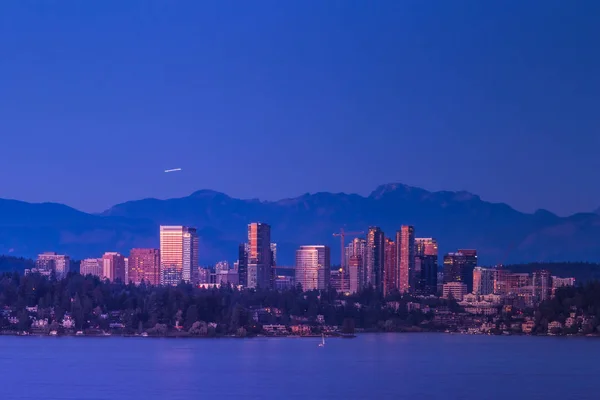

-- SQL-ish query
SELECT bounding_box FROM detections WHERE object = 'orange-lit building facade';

[129,248,160,285]
[160,226,199,286]
[247,222,272,289]
[295,245,330,291]
[396,225,415,294]
[348,254,363,294]
[383,238,397,296]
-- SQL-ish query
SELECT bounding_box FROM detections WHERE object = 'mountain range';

[1,183,600,266]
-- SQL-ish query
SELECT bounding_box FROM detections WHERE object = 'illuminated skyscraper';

[160,226,199,286]
[346,238,366,287]
[532,270,551,303]
[124,257,129,283]
[237,243,248,287]
[270,243,277,266]
[129,248,161,285]
[443,252,467,286]
[458,249,478,293]
[295,245,331,291]
[396,226,415,294]
[365,227,385,291]
[35,252,70,279]
[415,238,438,295]
[348,255,363,293]
[102,252,126,282]
[383,238,397,296]
[444,250,477,292]
[247,222,272,289]
[270,242,277,288]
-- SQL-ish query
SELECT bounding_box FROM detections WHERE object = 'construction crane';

[333,228,364,293]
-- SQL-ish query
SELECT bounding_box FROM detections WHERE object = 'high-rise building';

[348,255,363,294]
[35,252,70,279]
[396,226,415,294]
[443,252,470,289]
[493,269,531,296]
[247,222,272,289]
[473,267,495,295]
[160,226,199,286]
[124,258,129,283]
[237,243,248,287]
[270,243,277,266]
[346,238,366,290]
[437,271,444,295]
[458,249,477,292]
[129,249,160,285]
[365,227,385,292]
[383,238,397,296]
[415,238,438,295]
[532,270,551,303]
[329,268,344,292]
[295,245,331,291]
[80,258,102,277]
[102,252,126,282]
[270,242,277,288]
[346,238,366,268]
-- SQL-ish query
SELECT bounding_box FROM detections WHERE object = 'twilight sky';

[1,1,598,215]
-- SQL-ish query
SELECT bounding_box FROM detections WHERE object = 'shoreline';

[1,331,598,339]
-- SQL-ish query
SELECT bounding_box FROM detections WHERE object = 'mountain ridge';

[1,183,599,265]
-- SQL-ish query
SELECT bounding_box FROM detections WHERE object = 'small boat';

[318,333,325,347]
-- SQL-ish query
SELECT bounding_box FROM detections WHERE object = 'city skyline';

[24,218,467,290]
[1,2,598,398]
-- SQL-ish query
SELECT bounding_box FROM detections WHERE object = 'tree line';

[0,272,448,336]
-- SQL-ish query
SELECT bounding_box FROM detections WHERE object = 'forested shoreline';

[1,270,600,338]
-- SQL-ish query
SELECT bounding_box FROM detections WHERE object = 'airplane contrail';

[164,168,182,173]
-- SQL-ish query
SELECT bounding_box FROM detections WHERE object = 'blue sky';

[1,1,598,215]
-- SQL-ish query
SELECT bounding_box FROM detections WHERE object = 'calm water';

[0,333,598,400]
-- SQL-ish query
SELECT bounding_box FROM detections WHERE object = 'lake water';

[0,333,597,400]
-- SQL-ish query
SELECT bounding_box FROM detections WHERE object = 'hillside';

[1,184,600,265]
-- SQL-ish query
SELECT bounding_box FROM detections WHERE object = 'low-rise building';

[443,282,468,301]
[263,324,288,335]
[290,325,312,335]
[459,294,502,315]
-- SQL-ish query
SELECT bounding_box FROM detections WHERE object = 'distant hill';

[0,256,34,274]
[1,183,600,265]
